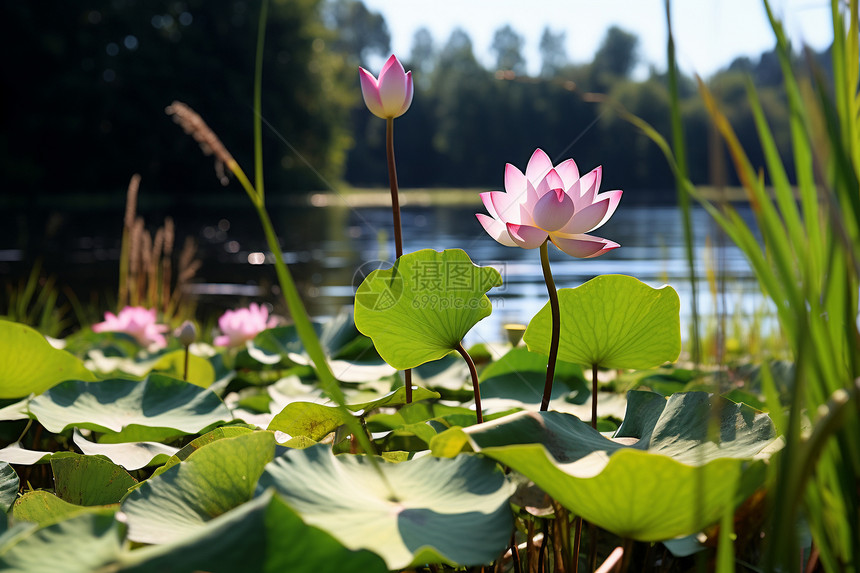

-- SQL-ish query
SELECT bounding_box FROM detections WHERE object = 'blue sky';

[360,0,834,78]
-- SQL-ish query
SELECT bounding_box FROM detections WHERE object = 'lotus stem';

[592,363,599,429]
[456,341,483,424]
[539,240,560,411]
[386,116,413,404]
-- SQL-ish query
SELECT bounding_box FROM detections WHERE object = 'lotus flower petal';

[504,163,527,197]
[488,191,522,225]
[479,192,499,219]
[559,190,622,234]
[398,71,414,116]
[507,224,548,249]
[550,233,620,258]
[533,189,575,232]
[377,57,408,115]
[571,166,602,209]
[477,214,517,247]
[525,149,553,184]
[554,158,580,189]
[358,68,385,118]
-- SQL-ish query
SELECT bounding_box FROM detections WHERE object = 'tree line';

[2,0,826,203]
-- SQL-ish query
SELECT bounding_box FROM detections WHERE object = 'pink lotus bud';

[359,55,414,119]
[476,149,622,258]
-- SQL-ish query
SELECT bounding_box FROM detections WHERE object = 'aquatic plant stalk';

[455,341,482,424]
[386,117,413,403]
[539,240,560,411]
[166,0,383,471]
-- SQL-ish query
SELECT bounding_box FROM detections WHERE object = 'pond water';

[4,196,764,345]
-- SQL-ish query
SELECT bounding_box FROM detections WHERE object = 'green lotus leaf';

[12,491,117,527]
[267,402,353,441]
[0,462,18,513]
[117,490,388,573]
[27,374,232,438]
[72,429,178,471]
[50,453,136,506]
[430,391,776,541]
[151,350,216,388]
[354,249,502,370]
[249,310,395,382]
[0,442,54,465]
[149,426,254,479]
[0,398,30,421]
[524,275,681,369]
[121,431,275,544]
[346,385,440,412]
[0,320,96,398]
[0,512,122,572]
[479,347,588,408]
[257,444,515,569]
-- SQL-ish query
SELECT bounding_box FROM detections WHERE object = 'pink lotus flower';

[214,303,278,347]
[92,306,169,348]
[359,55,414,119]
[476,149,622,258]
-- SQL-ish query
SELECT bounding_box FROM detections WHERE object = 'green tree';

[539,27,568,78]
[591,26,639,89]
[323,0,390,63]
[490,24,526,74]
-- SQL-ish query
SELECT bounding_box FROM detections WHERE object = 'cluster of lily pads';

[0,47,784,573]
[0,264,779,572]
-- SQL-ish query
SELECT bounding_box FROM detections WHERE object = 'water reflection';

[6,200,765,344]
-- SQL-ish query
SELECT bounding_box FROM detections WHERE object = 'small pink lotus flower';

[214,303,278,347]
[359,55,414,119]
[476,149,622,258]
[92,306,169,348]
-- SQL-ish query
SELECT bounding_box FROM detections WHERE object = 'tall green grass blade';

[763,0,824,275]
[253,0,267,203]
[665,0,700,366]
[745,79,806,259]
[243,2,381,469]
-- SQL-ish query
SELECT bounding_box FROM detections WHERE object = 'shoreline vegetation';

[6,186,761,212]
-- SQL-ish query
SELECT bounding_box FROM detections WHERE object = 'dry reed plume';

[165,101,236,186]
[118,174,201,320]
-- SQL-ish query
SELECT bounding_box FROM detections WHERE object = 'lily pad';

[12,491,117,527]
[354,249,502,370]
[0,512,122,572]
[149,426,254,479]
[249,310,395,382]
[151,350,216,388]
[524,275,681,369]
[72,430,178,471]
[267,402,353,441]
[27,374,232,438]
[430,391,776,541]
[0,443,53,466]
[479,347,588,408]
[50,453,136,506]
[118,490,388,573]
[0,321,96,398]
[121,431,275,544]
[256,444,515,569]
[0,462,18,513]
[268,387,442,441]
